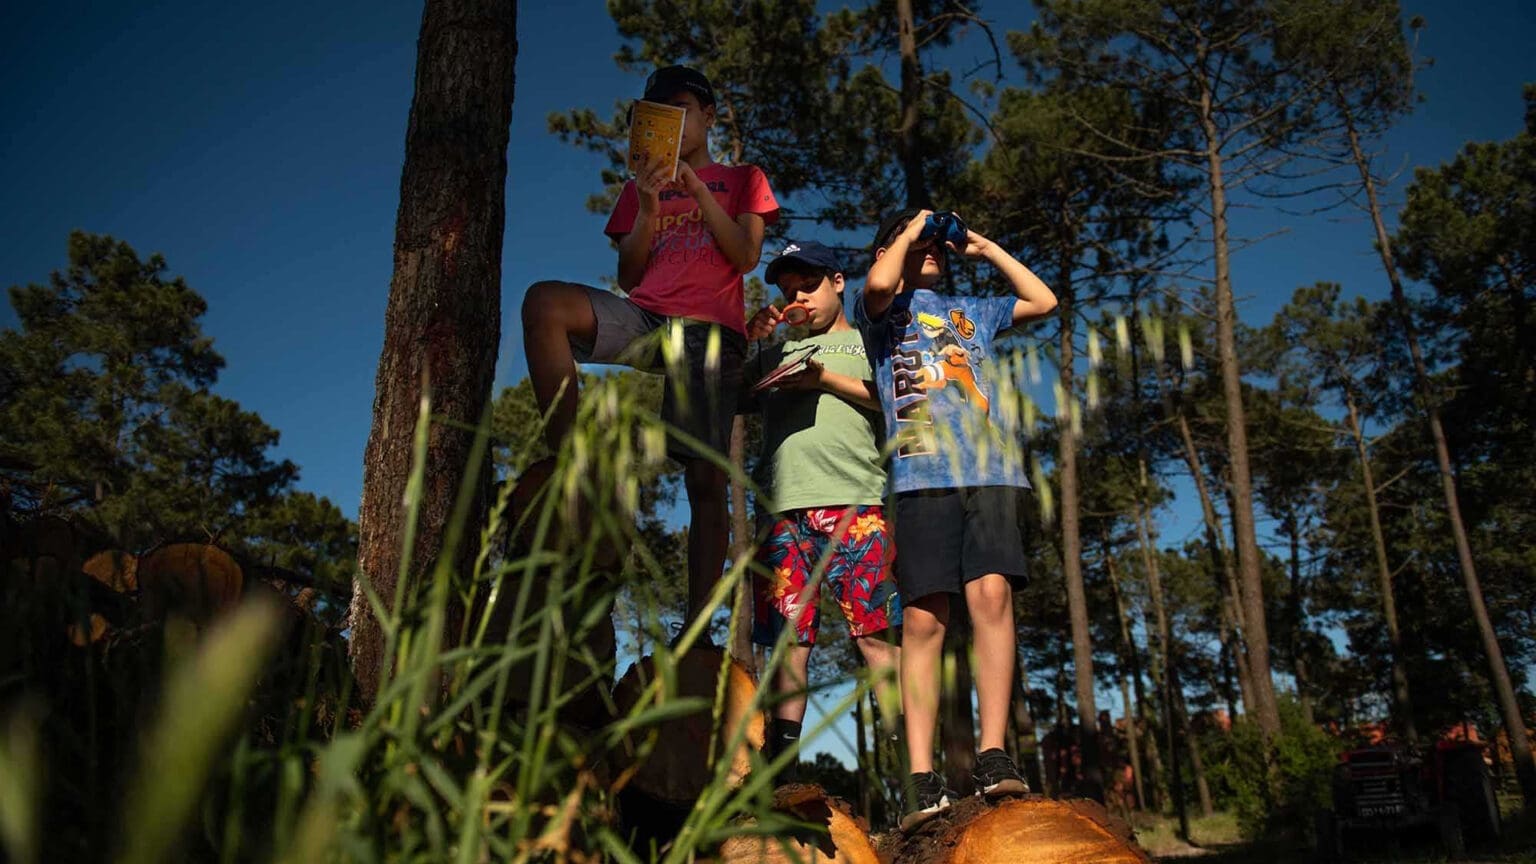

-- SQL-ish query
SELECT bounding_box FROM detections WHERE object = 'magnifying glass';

[780,302,811,326]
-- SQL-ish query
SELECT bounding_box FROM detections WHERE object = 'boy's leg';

[964,572,1015,752]
[853,633,900,733]
[751,512,821,775]
[664,323,745,621]
[901,594,948,774]
[521,281,599,447]
[961,486,1031,795]
[521,281,659,448]
[682,458,730,620]
[826,504,902,737]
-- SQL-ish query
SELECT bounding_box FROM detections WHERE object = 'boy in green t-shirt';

[740,240,902,778]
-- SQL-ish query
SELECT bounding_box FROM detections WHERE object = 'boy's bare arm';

[959,230,1058,323]
[616,159,672,291]
[776,361,881,411]
[676,162,764,273]
[865,208,934,319]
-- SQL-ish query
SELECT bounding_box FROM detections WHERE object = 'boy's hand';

[773,359,825,391]
[635,156,673,215]
[901,209,936,244]
[952,228,994,259]
[674,160,710,199]
[746,305,783,341]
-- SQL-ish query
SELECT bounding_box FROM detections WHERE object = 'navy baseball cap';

[765,240,843,284]
[643,65,715,106]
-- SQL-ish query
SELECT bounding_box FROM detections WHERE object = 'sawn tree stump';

[612,645,764,806]
[718,784,878,864]
[879,796,1149,864]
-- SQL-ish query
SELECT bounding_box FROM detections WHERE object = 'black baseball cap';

[765,240,843,284]
[873,207,923,251]
[643,65,715,106]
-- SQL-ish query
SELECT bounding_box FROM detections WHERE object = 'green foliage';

[1204,697,1342,839]
[0,233,356,584]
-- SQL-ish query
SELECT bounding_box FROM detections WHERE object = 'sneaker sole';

[899,801,952,833]
[979,778,1030,797]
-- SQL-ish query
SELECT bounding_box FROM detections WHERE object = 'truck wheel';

[1437,803,1465,859]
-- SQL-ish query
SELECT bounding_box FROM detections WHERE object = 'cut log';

[138,543,243,622]
[718,784,879,864]
[878,796,1148,864]
[612,646,765,807]
[83,550,138,592]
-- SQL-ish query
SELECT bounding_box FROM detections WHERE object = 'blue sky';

[4,0,1533,760]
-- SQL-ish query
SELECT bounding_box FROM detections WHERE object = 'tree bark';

[1057,290,1101,796]
[1164,380,1254,716]
[1171,674,1214,818]
[894,0,930,208]
[1284,514,1316,727]
[1013,670,1045,794]
[943,616,979,795]
[1199,84,1280,742]
[1344,109,1534,801]
[1345,396,1418,744]
[1136,496,1186,838]
[349,0,517,703]
[1104,547,1147,811]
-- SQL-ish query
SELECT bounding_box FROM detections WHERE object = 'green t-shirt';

[745,328,887,513]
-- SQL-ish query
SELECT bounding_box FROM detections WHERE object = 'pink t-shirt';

[603,163,779,334]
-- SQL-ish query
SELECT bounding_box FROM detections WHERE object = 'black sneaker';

[972,748,1030,797]
[900,771,955,832]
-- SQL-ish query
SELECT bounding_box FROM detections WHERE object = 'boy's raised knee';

[523,280,590,330]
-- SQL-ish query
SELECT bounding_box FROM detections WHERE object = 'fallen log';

[878,796,1149,864]
[718,784,879,864]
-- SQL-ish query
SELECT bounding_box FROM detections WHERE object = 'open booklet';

[628,100,686,181]
[751,344,822,392]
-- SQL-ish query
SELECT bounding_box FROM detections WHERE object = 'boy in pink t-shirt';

[522,65,779,622]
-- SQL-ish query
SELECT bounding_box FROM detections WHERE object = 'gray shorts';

[572,287,744,461]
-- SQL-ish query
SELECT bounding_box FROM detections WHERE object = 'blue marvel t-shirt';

[850,285,1031,494]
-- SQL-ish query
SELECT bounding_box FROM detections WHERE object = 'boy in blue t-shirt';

[851,208,1057,831]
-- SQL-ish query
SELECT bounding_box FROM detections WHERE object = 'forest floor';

[1139,808,1536,864]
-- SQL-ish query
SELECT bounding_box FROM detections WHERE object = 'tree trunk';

[1284,514,1316,727]
[1345,397,1418,744]
[894,0,930,208]
[1344,109,1534,801]
[944,614,979,795]
[1135,497,1186,838]
[1171,675,1214,819]
[1199,90,1280,742]
[1057,290,1101,797]
[1104,547,1147,812]
[349,0,517,702]
[1163,377,1254,716]
[1013,672,1045,794]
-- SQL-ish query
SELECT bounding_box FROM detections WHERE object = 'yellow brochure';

[628,100,686,180]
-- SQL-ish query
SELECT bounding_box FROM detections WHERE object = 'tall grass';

[0,374,875,861]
